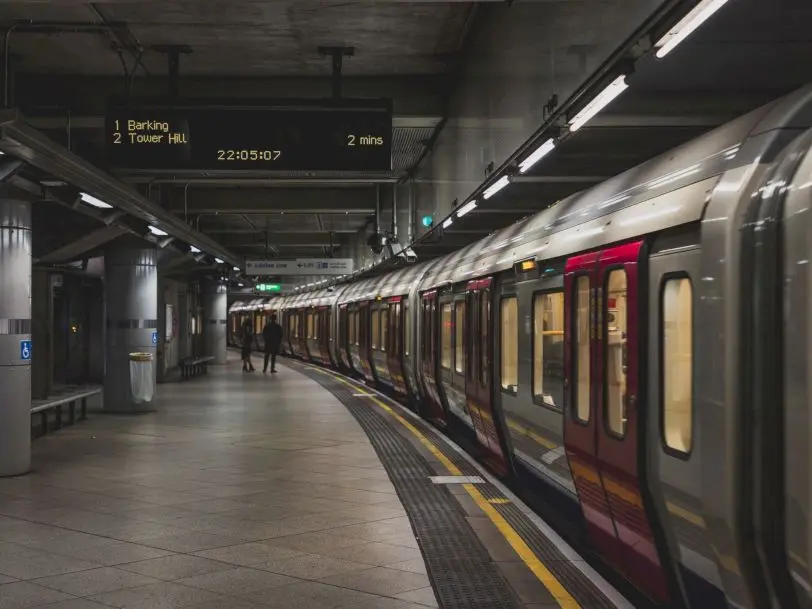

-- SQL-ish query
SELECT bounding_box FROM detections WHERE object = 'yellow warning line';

[308,366,581,609]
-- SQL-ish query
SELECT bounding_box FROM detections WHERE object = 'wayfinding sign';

[105,100,392,172]
[246,258,354,276]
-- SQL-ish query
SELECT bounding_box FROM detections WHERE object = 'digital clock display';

[105,100,392,172]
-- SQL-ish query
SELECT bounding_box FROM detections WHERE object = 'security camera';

[367,232,387,255]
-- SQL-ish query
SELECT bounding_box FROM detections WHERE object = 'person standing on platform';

[241,319,256,372]
[262,314,283,374]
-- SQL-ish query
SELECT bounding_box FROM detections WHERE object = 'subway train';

[229,84,812,609]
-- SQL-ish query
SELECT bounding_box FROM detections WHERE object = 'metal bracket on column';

[318,46,354,99]
[152,44,192,100]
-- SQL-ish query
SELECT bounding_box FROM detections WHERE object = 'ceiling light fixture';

[80,192,113,209]
[457,200,478,218]
[233,266,240,272]
[569,75,629,132]
[148,225,168,237]
[483,175,511,200]
[519,139,556,174]
[442,217,453,229]
[214,257,224,264]
[190,245,201,254]
[655,0,730,59]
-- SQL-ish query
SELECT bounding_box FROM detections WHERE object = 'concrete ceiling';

[2,1,481,263]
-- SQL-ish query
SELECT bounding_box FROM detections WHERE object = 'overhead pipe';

[4,20,148,106]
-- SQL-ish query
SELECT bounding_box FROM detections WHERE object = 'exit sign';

[256,283,281,293]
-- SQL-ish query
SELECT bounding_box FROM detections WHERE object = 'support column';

[203,279,227,364]
[104,241,158,413]
[0,198,31,476]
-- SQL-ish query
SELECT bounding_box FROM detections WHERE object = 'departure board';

[105,101,392,172]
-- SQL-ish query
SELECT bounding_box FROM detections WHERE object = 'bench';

[30,387,101,438]
[181,356,215,380]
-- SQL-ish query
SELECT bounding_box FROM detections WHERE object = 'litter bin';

[129,352,155,404]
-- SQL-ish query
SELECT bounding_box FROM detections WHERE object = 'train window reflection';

[501,297,518,393]
[381,308,389,353]
[455,302,465,374]
[662,277,693,454]
[441,303,452,369]
[574,276,591,423]
[404,299,411,356]
[605,269,628,437]
[371,309,380,349]
[533,292,564,411]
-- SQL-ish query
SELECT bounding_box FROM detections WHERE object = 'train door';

[564,240,672,603]
[326,307,337,368]
[402,297,421,404]
[420,290,446,425]
[465,278,508,474]
[339,305,350,368]
[359,301,375,383]
[386,297,407,394]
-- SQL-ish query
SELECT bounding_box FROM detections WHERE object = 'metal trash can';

[129,352,155,404]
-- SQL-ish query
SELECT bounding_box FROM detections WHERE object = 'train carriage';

[229,84,812,609]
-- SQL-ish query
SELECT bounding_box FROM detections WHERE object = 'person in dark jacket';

[262,314,283,374]
[241,319,255,372]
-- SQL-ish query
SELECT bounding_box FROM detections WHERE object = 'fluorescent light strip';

[214,257,224,264]
[80,192,113,209]
[233,266,240,271]
[442,217,453,229]
[457,200,478,218]
[569,75,629,132]
[148,225,168,237]
[519,138,556,174]
[483,175,511,200]
[189,246,201,254]
[655,0,730,59]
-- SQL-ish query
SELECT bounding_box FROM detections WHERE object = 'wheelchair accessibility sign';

[20,340,31,361]
[151,331,158,346]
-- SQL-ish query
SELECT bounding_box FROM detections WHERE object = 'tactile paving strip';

[296,363,619,609]
[299,366,522,609]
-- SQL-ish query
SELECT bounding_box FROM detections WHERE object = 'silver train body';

[230,84,812,609]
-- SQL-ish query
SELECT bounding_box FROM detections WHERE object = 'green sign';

[421,215,433,227]
[256,283,281,293]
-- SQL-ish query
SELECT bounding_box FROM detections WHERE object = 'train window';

[441,303,452,370]
[381,308,389,353]
[605,269,628,438]
[404,298,411,356]
[371,309,380,349]
[482,289,491,387]
[574,276,591,423]
[500,297,518,393]
[454,302,465,374]
[533,292,564,411]
[662,277,693,454]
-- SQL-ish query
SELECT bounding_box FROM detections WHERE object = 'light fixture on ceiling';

[80,192,113,209]
[214,257,224,264]
[147,225,168,237]
[655,0,730,59]
[233,266,240,272]
[42,179,67,187]
[569,75,629,132]
[457,200,478,218]
[519,139,556,174]
[442,217,453,229]
[189,245,201,254]
[483,175,511,200]
[238,282,244,287]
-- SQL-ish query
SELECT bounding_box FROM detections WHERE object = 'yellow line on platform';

[308,365,581,609]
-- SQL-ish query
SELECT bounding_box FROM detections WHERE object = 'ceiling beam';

[217,232,343,247]
[169,188,377,214]
[37,224,125,264]
[14,74,444,117]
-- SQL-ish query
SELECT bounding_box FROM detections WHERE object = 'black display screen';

[105,101,392,172]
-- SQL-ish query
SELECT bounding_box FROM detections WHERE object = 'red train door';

[359,301,375,383]
[465,278,507,474]
[564,241,670,603]
[386,297,407,394]
[420,290,446,425]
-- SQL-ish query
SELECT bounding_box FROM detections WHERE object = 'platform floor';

[0,356,629,609]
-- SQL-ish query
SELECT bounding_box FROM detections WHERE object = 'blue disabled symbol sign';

[20,340,31,361]
[151,331,158,346]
